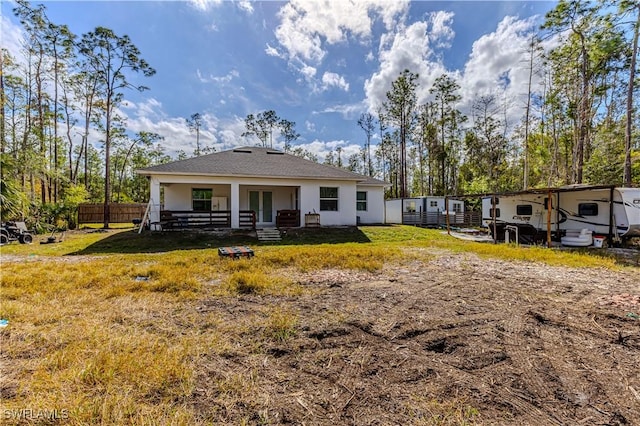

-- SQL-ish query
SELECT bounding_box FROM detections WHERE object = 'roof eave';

[136,170,365,182]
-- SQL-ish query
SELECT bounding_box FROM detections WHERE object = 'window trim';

[356,191,367,211]
[319,186,339,211]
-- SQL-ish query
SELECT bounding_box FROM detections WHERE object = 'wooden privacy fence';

[78,203,147,224]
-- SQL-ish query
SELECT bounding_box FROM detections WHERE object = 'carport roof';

[137,146,387,185]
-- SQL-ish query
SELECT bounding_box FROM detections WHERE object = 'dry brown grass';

[0,236,403,425]
[1,226,632,425]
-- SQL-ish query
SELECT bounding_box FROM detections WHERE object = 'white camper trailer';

[481,185,640,245]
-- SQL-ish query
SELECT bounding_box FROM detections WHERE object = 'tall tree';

[13,0,50,204]
[467,94,510,192]
[114,131,162,202]
[543,0,626,184]
[414,103,437,195]
[186,112,202,156]
[279,118,300,152]
[43,20,75,202]
[78,27,155,228]
[69,69,102,189]
[521,34,544,189]
[0,50,6,154]
[382,69,418,198]
[430,73,463,195]
[357,112,375,176]
[242,110,299,149]
[242,110,278,147]
[620,1,640,186]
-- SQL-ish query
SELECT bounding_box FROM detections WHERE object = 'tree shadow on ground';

[70,226,371,255]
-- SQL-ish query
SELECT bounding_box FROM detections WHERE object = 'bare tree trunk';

[574,35,590,184]
[523,35,537,190]
[624,5,640,186]
[0,50,5,155]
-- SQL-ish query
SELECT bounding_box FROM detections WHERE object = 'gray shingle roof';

[137,147,387,185]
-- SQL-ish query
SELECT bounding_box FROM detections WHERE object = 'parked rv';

[481,185,640,245]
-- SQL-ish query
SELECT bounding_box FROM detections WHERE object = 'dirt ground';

[193,249,640,425]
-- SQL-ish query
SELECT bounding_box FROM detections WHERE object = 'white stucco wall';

[385,199,403,224]
[299,180,358,226]
[147,174,384,227]
[355,186,385,224]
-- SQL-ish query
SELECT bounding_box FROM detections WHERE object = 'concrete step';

[256,228,282,242]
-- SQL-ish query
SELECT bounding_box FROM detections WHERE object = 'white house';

[136,147,387,228]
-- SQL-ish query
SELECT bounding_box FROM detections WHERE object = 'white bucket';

[593,237,604,248]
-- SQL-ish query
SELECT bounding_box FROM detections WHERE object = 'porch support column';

[149,177,161,224]
[231,182,240,228]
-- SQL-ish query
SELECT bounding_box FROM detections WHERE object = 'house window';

[453,203,462,213]
[405,200,416,213]
[579,203,598,216]
[356,191,367,211]
[320,187,338,211]
[430,200,438,207]
[192,188,212,211]
[517,205,533,215]
[490,208,500,218]
[544,197,551,210]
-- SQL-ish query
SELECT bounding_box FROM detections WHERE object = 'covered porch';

[147,177,304,230]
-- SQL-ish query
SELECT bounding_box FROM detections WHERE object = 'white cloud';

[237,0,254,14]
[428,10,455,48]
[101,96,369,162]
[189,0,222,12]
[364,13,452,112]
[321,72,349,92]
[316,102,365,120]
[458,15,541,128]
[213,69,239,84]
[365,51,375,62]
[271,0,409,76]
[196,69,239,84]
[292,139,362,163]
[301,64,317,80]
[130,98,165,120]
[109,99,248,156]
[305,121,316,132]
[1,15,26,64]
[265,43,282,58]
[362,12,545,136]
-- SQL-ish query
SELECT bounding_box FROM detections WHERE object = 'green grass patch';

[263,307,298,342]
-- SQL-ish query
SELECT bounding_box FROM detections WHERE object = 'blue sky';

[1,0,557,161]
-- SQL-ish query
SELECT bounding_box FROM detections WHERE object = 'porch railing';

[402,211,481,227]
[158,210,256,230]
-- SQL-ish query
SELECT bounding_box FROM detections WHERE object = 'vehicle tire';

[19,233,33,244]
[0,233,8,245]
